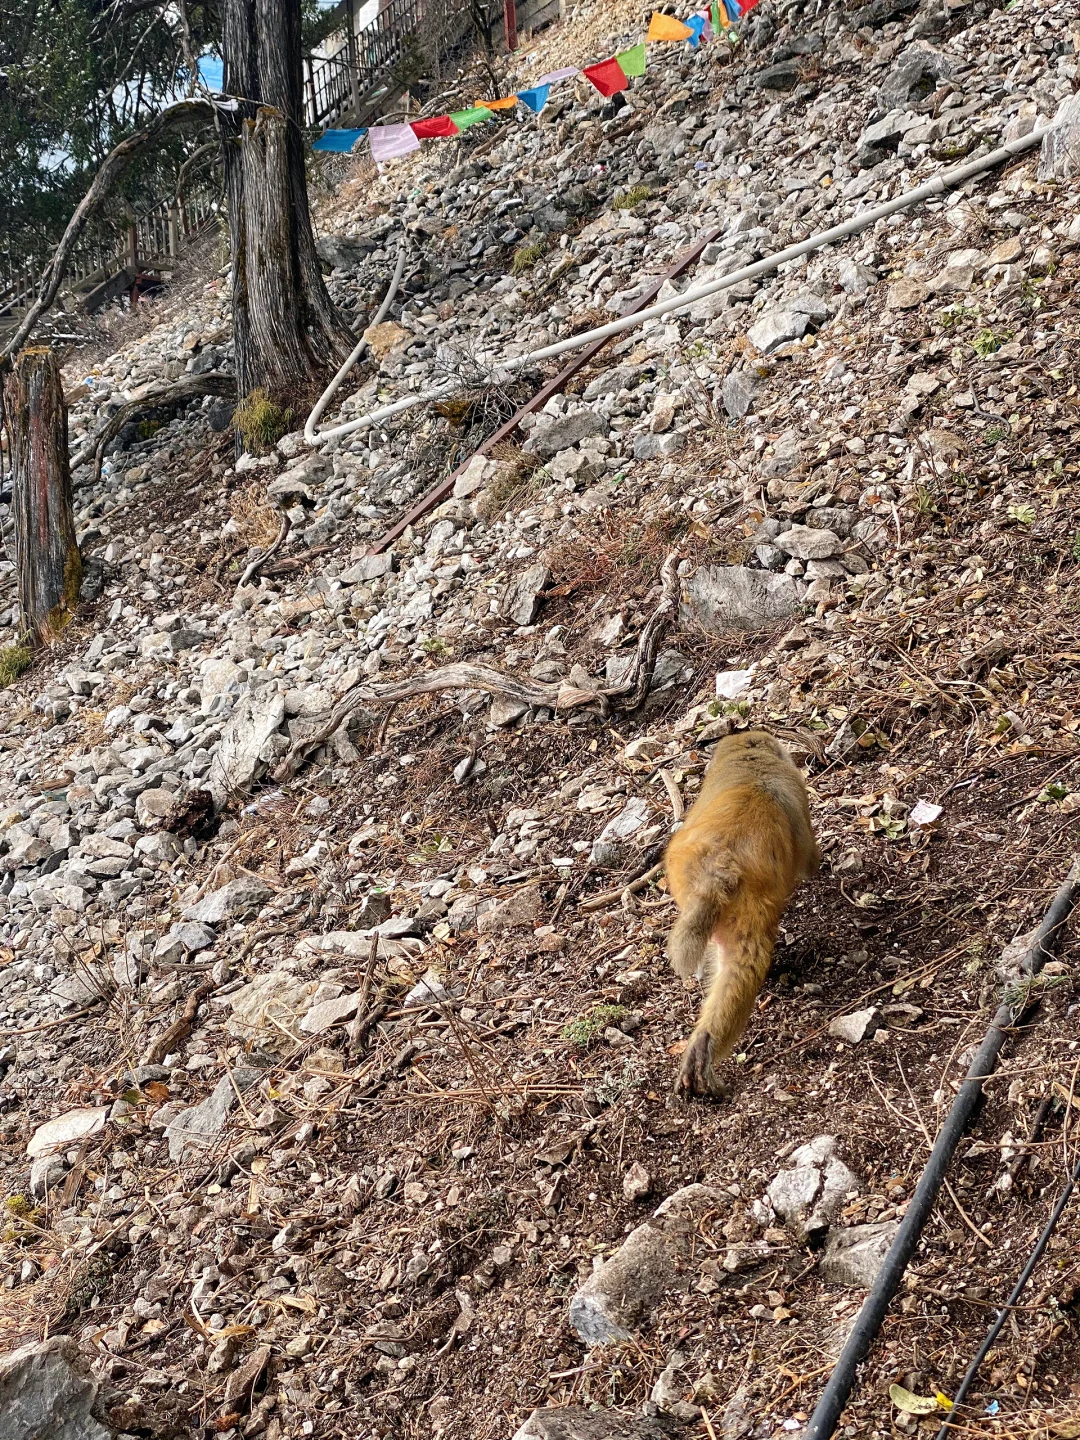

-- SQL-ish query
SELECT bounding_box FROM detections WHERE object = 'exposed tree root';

[273,551,681,781]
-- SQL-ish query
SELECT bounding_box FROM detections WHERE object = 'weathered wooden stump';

[3,347,82,644]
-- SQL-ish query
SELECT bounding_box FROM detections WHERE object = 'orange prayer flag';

[477,96,519,110]
[646,11,695,40]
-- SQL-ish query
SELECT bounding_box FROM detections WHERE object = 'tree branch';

[273,553,681,781]
[1,97,216,363]
[70,372,236,485]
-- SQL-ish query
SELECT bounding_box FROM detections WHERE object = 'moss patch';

[0,645,32,687]
[235,389,294,453]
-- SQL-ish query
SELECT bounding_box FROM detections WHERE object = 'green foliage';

[612,184,652,210]
[0,646,32,687]
[982,425,1009,444]
[1007,502,1035,526]
[511,241,546,274]
[971,327,1010,357]
[2,1193,39,1241]
[561,1004,630,1049]
[234,390,293,454]
[1071,532,1080,563]
[936,304,979,330]
[0,1,219,259]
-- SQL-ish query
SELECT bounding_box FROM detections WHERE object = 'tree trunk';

[2,349,82,644]
[221,0,353,401]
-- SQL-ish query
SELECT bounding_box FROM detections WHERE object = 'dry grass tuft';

[229,482,281,549]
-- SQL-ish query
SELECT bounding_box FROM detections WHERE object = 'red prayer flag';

[410,114,460,139]
[582,57,628,97]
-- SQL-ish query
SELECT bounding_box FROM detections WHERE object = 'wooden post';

[504,0,518,50]
[2,348,82,645]
[168,203,180,257]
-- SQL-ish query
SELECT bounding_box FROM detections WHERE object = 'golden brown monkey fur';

[665,730,818,1097]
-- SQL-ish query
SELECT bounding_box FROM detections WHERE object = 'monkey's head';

[712,729,789,762]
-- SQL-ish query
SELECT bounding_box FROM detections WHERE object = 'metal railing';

[304,0,471,129]
[0,176,219,333]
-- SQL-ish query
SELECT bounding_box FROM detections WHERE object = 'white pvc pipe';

[305,238,408,446]
[304,127,1050,447]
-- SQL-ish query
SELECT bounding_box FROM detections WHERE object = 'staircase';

[0,179,219,348]
[303,0,475,130]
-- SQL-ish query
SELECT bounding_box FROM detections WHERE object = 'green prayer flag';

[711,0,722,28]
[450,107,495,130]
[617,42,647,78]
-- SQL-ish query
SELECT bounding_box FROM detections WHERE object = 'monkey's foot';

[675,1031,730,1100]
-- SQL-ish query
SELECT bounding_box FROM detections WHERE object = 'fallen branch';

[71,371,236,483]
[274,551,681,781]
[141,978,215,1066]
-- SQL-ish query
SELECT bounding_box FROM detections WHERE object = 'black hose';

[935,1143,1080,1439]
[803,858,1080,1440]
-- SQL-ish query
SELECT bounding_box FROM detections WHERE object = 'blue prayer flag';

[516,84,551,113]
[313,129,367,153]
[685,13,706,44]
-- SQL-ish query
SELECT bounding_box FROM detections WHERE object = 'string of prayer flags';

[312,128,366,152]
[583,56,629,97]
[317,6,760,166]
[411,114,459,138]
[516,83,551,113]
[369,124,420,162]
[616,42,647,78]
[449,106,495,130]
[647,11,694,41]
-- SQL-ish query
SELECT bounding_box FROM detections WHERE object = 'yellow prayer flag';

[647,11,695,41]
[477,96,519,110]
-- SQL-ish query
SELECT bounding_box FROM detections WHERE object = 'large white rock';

[767,1135,858,1242]
[681,566,803,635]
[26,1108,108,1159]
[568,1184,720,1345]
[208,688,286,802]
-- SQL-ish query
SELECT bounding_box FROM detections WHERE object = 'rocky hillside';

[1,1,1080,1439]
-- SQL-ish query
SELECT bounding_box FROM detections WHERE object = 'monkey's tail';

[667,852,740,979]
[696,888,779,1062]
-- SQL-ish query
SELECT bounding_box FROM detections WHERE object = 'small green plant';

[421,636,449,656]
[561,1003,630,1049]
[137,419,163,440]
[1003,968,1068,1019]
[234,388,293,453]
[612,184,652,210]
[1071,532,1080,562]
[1007,502,1035,526]
[511,241,546,275]
[937,304,979,330]
[0,645,32,688]
[1020,278,1047,311]
[982,425,1009,445]
[971,327,1011,358]
[914,484,939,516]
[2,1194,39,1241]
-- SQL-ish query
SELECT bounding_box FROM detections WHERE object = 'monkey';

[664,730,819,1099]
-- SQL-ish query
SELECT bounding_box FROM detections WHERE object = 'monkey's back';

[674,730,818,890]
